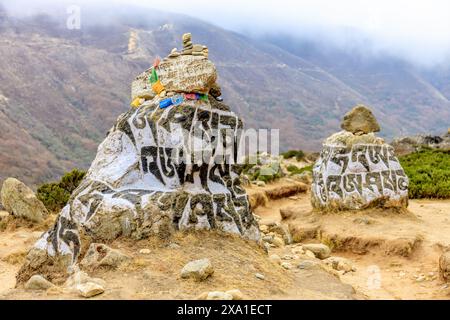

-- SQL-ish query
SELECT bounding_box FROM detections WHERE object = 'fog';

[3,0,450,67]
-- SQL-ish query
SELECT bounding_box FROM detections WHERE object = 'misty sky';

[3,0,450,66]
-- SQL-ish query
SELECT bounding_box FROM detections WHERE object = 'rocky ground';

[0,176,449,300]
[249,180,450,300]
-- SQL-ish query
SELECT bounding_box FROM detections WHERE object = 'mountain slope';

[264,35,450,138]
[0,6,449,186]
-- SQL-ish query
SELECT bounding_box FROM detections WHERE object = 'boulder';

[439,251,450,281]
[301,243,331,259]
[311,128,409,211]
[0,178,48,223]
[80,243,131,269]
[25,275,54,290]
[64,270,106,289]
[289,223,320,243]
[77,282,104,298]
[181,258,214,281]
[341,105,380,134]
[20,35,259,276]
[324,257,356,273]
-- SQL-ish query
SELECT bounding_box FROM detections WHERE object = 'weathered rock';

[266,222,292,244]
[311,129,409,211]
[0,210,9,220]
[22,37,260,274]
[269,254,282,265]
[0,178,48,223]
[80,243,131,269]
[64,270,106,289]
[302,244,331,259]
[297,260,321,270]
[255,273,265,280]
[206,291,233,300]
[281,262,292,270]
[225,289,244,300]
[440,251,450,281]
[291,246,304,255]
[25,275,54,290]
[324,257,356,273]
[181,258,214,281]
[132,55,216,98]
[341,105,380,134]
[77,282,104,298]
[289,223,320,243]
[272,236,285,248]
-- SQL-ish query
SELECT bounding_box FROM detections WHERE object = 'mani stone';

[341,105,381,135]
[311,113,408,211]
[0,178,48,223]
[18,42,259,280]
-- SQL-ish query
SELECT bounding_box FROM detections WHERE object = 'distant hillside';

[0,5,449,186]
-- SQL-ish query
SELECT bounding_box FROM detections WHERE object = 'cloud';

[3,0,450,66]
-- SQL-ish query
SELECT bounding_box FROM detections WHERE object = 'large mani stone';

[311,130,409,211]
[341,105,381,135]
[20,86,259,277]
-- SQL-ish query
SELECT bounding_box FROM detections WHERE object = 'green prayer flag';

[149,67,158,84]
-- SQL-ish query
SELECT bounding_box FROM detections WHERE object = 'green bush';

[399,150,450,199]
[37,169,86,212]
[282,150,305,161]
[286,164,313,175]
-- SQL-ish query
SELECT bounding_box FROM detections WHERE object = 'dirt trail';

[250,180,450,300]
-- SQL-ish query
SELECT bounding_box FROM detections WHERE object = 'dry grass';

[0,214,56,233]
[1,250,27,265]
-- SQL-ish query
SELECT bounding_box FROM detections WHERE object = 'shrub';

[399,150,450,199]
[282,150,305,161]
[37,169,86,212]
[286,164,313,175]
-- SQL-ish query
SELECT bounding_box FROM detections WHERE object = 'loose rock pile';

[311,105,409,211]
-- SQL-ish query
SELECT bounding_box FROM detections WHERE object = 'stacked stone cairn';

[18,33,260,283]
[311,105,409,211]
